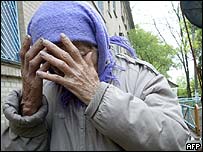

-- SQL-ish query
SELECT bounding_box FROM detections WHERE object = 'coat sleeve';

[85,75,190,151]
[1,89,49,151]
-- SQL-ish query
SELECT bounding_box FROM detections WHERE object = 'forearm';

[85,82,190,151]
[1,89,49,151]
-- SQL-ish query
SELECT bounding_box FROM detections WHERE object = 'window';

[1,1,21,63]
[97,1,103,14]
[124,23,127,30]
[113,1,117,18]
[119,25,124,36]
[108,1,111,12]
[107,1,112,18]
[121,2,124,22]
[113,1,116,11]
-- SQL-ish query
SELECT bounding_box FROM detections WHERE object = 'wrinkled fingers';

[42,39,78,68]
[19,35,32,71]
[60,33,85,64]
[24,38,44,72]
[39,51,73,75]
[28,48,48,74]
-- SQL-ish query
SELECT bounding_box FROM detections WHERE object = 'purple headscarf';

[27,1,136,107]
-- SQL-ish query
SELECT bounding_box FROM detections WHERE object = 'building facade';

[1,1,135,124]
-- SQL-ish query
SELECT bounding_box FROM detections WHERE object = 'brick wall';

[1,63,22,125]
[22,1,43,32]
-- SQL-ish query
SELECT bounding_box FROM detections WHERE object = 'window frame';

[1,1,21,64]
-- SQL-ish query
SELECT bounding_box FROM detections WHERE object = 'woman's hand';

[36,33,100,105]
[20,36,50,116]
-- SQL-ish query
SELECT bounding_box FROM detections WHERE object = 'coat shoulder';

[115,53,160,75]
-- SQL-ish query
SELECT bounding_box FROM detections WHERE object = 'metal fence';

[1,1,21,63]
[179,97,202,137]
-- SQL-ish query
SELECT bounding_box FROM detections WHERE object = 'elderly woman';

[1,1,190,151]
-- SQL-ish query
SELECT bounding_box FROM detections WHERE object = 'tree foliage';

[128,25,177,78]
[176,76,188,97]
[177,76,201,97]
[193,28,202,83]
[151,2,202,98]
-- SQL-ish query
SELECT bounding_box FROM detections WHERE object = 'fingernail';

[60,33,66,38]
[36,71,42,75]
[43,39,49,45]
[25,35,30,39]
[40,51,46,56]
[39,37,44,42]
[88,52,93,57]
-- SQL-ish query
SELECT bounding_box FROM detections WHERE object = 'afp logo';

[186,143,201,150]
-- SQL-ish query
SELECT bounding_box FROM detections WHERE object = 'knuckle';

[75,51,80,57]
[55,74,61,80]
[21,71,25,77]
[22,39,29,48]
[83,64,88,69]
[25,53,31,61]
[63,40,69,46]
[29,60,35,69]
[22,74,30,82]
[54,75,61,83]
[24,72,29,78]
[60,61,67,68]
[71,48,77,54]
[61,52,68,59]
[19,51,25,59]
[27,71,32,77]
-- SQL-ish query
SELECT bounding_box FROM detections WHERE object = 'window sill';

[1,59,21,78]
[1,58,21,67]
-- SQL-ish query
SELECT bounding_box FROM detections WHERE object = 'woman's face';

[48,41,98,76]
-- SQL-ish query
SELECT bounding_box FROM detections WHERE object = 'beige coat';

[1,53,190,151]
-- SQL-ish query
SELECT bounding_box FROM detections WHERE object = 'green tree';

[194,29,202,68]
[170,2,192,97]
[177,76,201,98]
[128,25,177,78]
[152,2,202,98]
[176,76,187,97]
[192,28,202,94]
